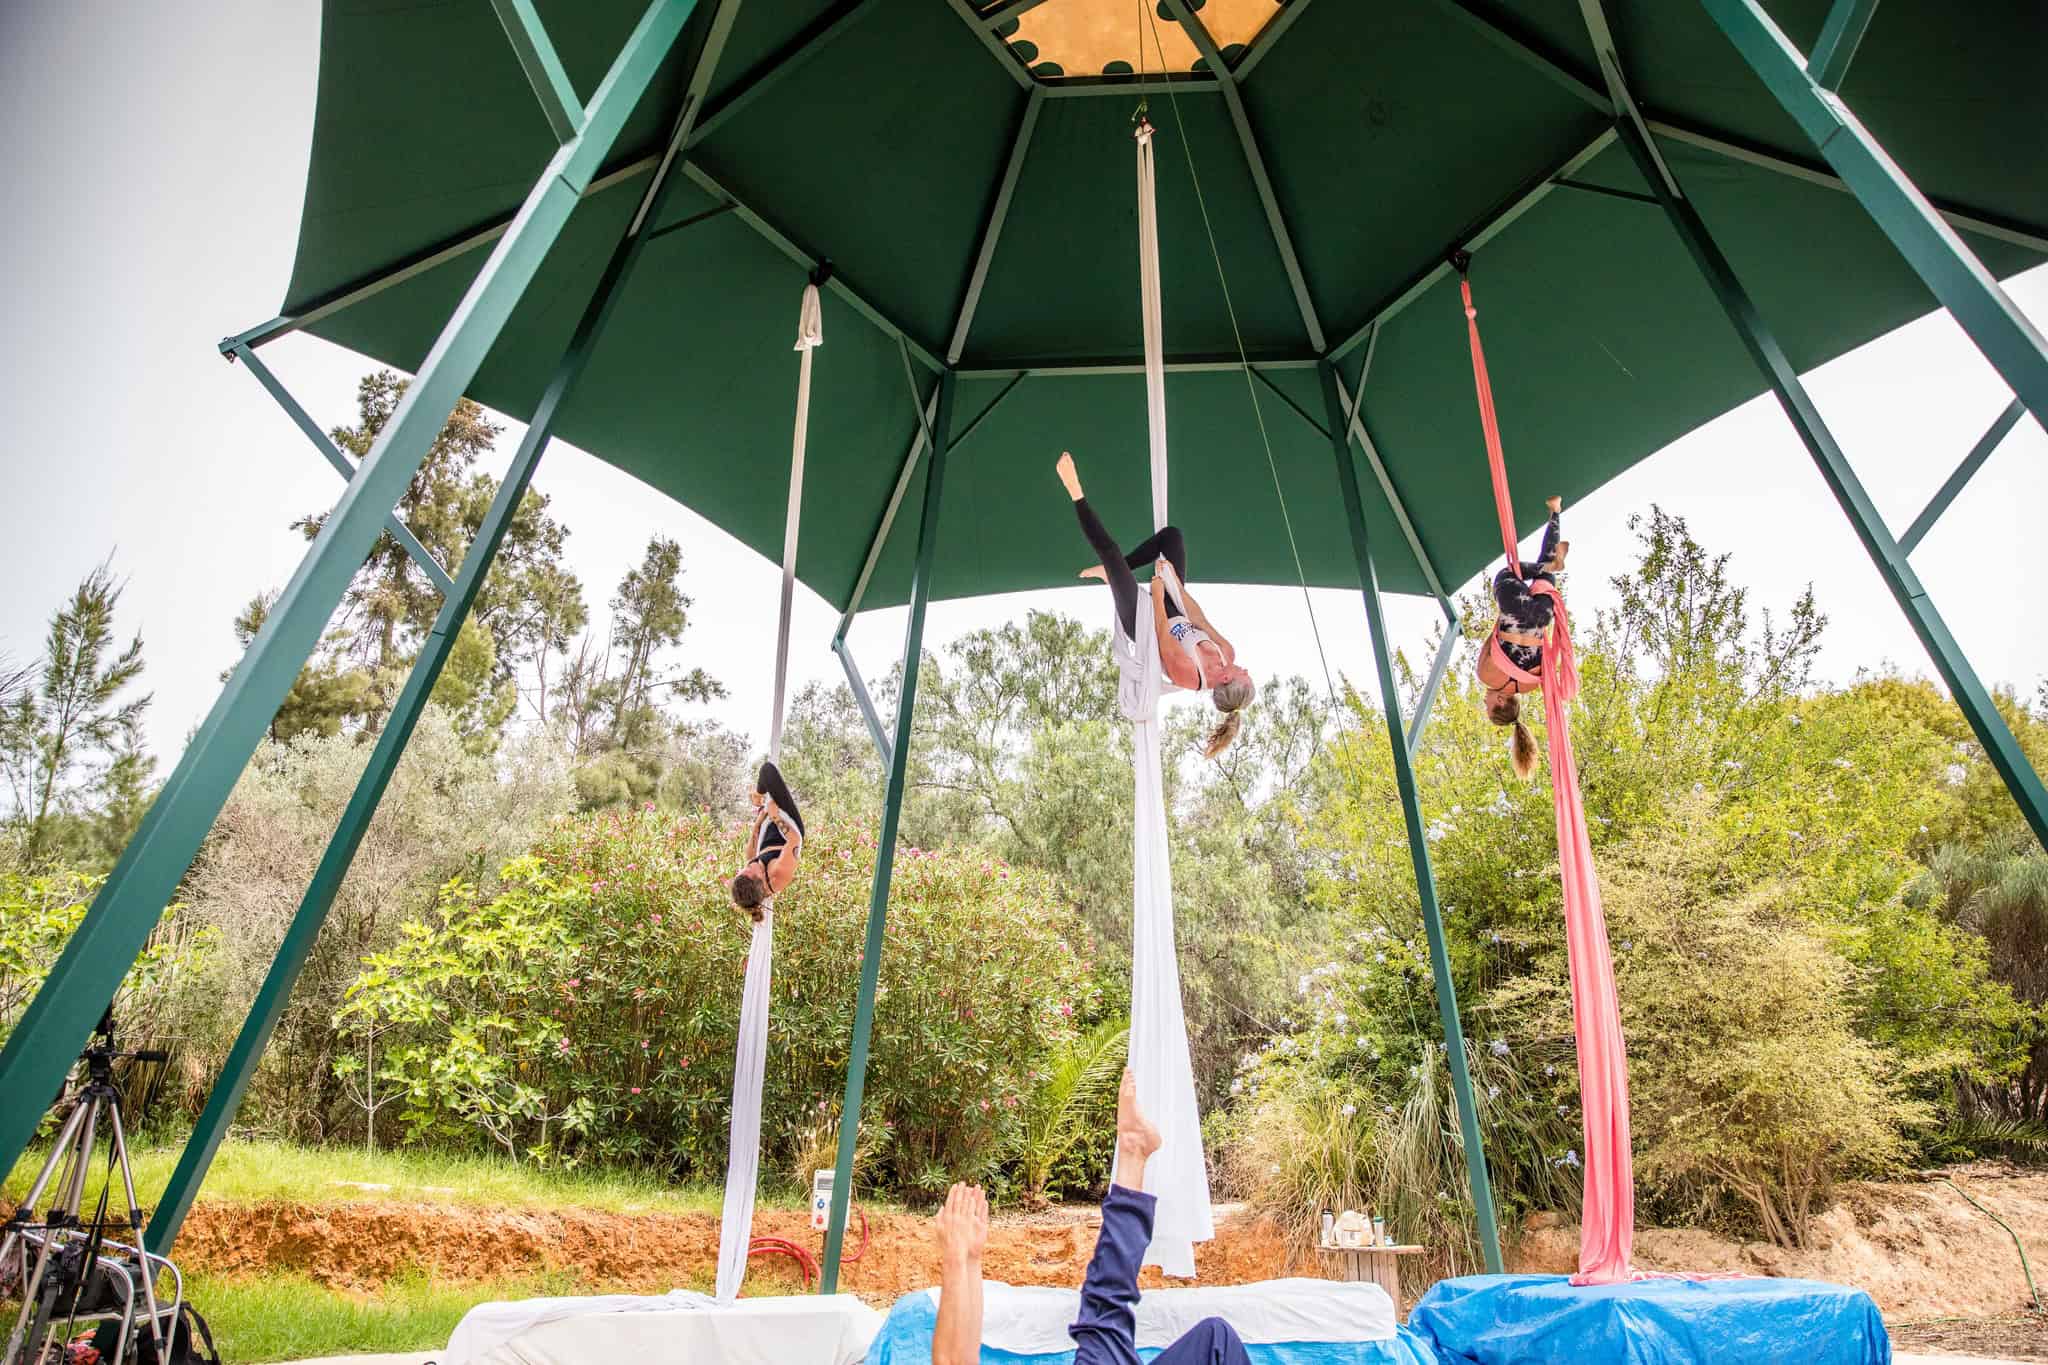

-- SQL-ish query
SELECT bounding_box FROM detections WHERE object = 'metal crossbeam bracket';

[0,0,703,1184]
[1235,0,1317,81]
[1807,0,1880,90]
[492,0,585,143]
[681,160,945,371]
[1328,129,1616,361]
[1317,358,1505,1272]
[943,0,1033,87]
[1898,398,2026,555]
[1698,0,2048,425]
[229,344,455,597]
[688,0,878,148]
[1162,0,1325,352]
[1427,0,1609,111]
[1621,119,2048,852]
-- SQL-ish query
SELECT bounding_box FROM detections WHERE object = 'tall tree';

[1,562,152,867]
[257,370,587,742]
[554,537,725,808]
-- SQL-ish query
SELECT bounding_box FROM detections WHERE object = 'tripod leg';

[0,1104,89,1279]
[105,1107,162,1355]
[60,1100,101,1227]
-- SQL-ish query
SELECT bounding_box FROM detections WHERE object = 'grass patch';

[3,1138,793,1216]
[182,1269,578,1363]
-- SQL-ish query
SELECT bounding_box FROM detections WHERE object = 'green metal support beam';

[820,370,957,1294]
[1407,601,1462,756]
[1806,0,1880,91]
[1623,121,2048,852]
[1644,118,2048,256]
[833,632,892,770]
[1163,0,1325,352]
[1899,398,2027,556]
[491,0,585,143]
[0,0,701,1182]
[1318,358,1505,1273]
[142,52,725,1257]
[229,343,456,597]
[220,154,661,355]
[1699,0,2048,426]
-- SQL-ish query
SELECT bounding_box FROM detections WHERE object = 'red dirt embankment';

[173,1200,1292,1302]
[170,1165,2048,1322]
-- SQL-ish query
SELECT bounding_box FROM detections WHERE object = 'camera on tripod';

[1,1011,207,1365]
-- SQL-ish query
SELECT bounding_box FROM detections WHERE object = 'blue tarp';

[866,1292,1442,1365]
[1405,1274,1890,1365]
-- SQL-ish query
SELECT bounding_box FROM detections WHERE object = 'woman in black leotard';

[1056,452,1254,757]
[731,761,804,921]
[1475,495,1568,779]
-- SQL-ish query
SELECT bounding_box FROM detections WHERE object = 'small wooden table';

[1314,1243,1430,1307]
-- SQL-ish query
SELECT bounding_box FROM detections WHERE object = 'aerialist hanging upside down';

[730,761,803,921]
[932,1069,1250,1365]
[1477,494,1569,780]
[1056,452,1255,757]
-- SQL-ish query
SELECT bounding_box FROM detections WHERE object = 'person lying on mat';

[1056,451,1255,759]
[1476,494,1569,780]
[730,760,804,922]
[932,1069,1250,1365]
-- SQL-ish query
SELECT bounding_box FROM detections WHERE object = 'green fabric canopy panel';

[278,0,2046,606]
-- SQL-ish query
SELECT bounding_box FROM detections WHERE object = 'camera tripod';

[2,1013,180,1365]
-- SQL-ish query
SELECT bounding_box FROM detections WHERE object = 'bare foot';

[1546,540,1570,572]
[1079,565,1107,582]
[1545,495,1562,514]
[1057,452,1083,501]
[1116,1068,1162,1162]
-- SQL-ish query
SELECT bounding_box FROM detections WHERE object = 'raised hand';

[934,1182,989,1269]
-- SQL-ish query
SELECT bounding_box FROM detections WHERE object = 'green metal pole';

[1621,121,2048,852]
[141,85,710,1257]
[819,370,956,1294]
[0,0,699,1180]
[1698,0,2048,425]
[1318,359,1505,1272]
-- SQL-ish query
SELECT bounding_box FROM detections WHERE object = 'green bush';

[337,806,1098,1201]
[0,867,218,1065]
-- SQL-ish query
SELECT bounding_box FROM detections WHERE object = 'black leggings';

[754,761,804,861]
[1072,499,1189,638]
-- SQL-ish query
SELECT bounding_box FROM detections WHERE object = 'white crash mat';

[449,1292,882,1365]
[934,1277,1397,1355]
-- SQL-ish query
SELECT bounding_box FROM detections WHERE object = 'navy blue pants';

[1069,1186,1250,1365]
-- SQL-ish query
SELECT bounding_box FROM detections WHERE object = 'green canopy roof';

[276,0,2046,609]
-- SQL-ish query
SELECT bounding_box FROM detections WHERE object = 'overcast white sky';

[2,1,2043,769]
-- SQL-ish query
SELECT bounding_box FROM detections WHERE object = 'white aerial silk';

[713,282,822,1303]
[1105,120,1213,1280]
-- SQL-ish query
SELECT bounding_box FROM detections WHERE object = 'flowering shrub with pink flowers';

[335,804,1097,1200]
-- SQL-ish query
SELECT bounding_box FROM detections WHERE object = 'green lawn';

[4,1139,830,1361]
[183,1270,581,1363]
[3,1137,761,1216]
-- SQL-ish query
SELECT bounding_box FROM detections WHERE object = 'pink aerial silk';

[1463,276,1635,1286]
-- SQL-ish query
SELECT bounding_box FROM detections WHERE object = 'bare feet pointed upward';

[1057,452,1084,502]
